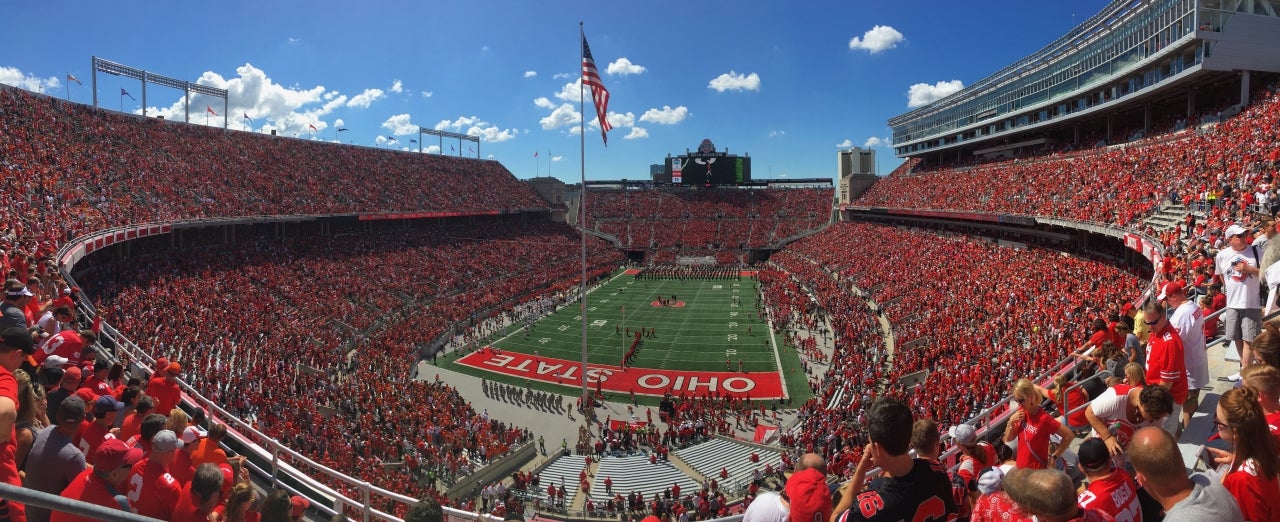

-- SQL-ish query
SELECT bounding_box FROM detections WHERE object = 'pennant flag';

[206,105,218,116]
[451,145,456,152]
[387,136,398,142]
[534,151,539,158]
[410,139,417,143]
[581,32,612,146]
[243,112,252,125]
[309,123,317,131]
[120,88,135,100]
[66,74,82,86]
[338,127,349,132]
[469,146,475,153]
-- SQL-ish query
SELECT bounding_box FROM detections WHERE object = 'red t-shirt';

[1145,324,1188,404]
[34,330,85,367]
[1223,458,1280,522]
[51,469,132,522]
[127,458,183,520]
[75,420,115,461]
[1266,411,1280,443]
[145,377,181,417]
[1077,468,1140,522]
[1015,407,1062,469]
[169,480,217,522]
[170,449,195,486]
[0,366,25,522]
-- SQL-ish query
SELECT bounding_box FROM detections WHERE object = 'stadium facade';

[889,0,1280,163]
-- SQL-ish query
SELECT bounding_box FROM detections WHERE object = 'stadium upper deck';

[890,0,1280,161]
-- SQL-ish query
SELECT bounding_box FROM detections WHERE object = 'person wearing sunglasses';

[1004,378,1074,470]
[1204,386,1280,521]
[1141,301,1188,436]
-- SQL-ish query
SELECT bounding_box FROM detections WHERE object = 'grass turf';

[436,270,814,404]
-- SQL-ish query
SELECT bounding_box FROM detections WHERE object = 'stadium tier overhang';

[889,0,1280,161]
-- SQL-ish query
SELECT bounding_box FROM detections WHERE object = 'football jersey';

[1078,467,1141,522]
[837,459,956,522]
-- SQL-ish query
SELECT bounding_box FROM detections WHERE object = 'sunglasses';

[1014,397,1026,404]
[1144,319,1160,325]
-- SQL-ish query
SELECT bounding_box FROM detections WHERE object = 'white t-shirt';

[1215,245,1261,309]
[1170,300,1209,389]
[743,492,788,522]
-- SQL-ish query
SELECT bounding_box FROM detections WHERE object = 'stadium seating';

[672,438,781,490]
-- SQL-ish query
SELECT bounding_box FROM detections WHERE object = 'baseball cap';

[1158,281,1185,301]
[1077,438,1110,470]
[0,327,34,354]
[784,468,831,522]
[1226,224,1249,237]
[93,438,144,470]
[166,362,182,376]
[94,395,125,416]
[42,355,70,368]
[290,496,311,518]
[152,430,184,453]
[977,468,1005,494]
[63,366,82,382]
[181,425,205,444]
[948,424,978,446]
[3,287,34,298]
[58,395,87,424]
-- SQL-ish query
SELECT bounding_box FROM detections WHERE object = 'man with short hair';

[832,398,956,522]
[1075,438,1141,522]
[52,438,144,522]
[0,327,35,522]
[0,282,33,331]
[76,395,123,460]
[1161,280,1206,435]
[33,329,96,369]
[1003,468,1112,521]
[127,429,184,520]
[1142,301,1187,435]
[24,394,89,522]
[785,452,830,522]
[1128,426,1242,521]
[170,463,224,522]
[145,362,182,417]
[45,366,81,421]
[190,422,229,469]
[1216,223,1263,380]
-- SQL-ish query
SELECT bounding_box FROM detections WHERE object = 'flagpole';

[65,76,70,101]
[578,21,590,415]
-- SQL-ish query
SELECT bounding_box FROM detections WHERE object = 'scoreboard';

[663,138,752,186]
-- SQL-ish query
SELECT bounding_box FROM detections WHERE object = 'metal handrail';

[0,482,163,522]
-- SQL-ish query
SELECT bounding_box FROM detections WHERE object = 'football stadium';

[2,0,1280,521]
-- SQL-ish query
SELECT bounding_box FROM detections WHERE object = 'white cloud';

[0,66,60,93]
[524,70,537,78]
[864,136,889,148]
[708,71,760,93]
[423,145,441,154]
[481,45,490,52]
[375,135,388,145]
[334,118,344,127]
[606,58,646,76]
[552,72,572,80]
[907,80,965,108]
[137,63,335,136]
[553,78,583,102]
[434,115,517,143]
[287,37,302,46]
[347,88,385,108]
[533,97,557,110]
[769,130,785,138]
[381,113,419,135]
[538,102,581,130]
[835,139,854,148]
[421,90,433,98]
[624,127,649,140]
[551,155,563,162]
[389,80,403,93]
[605,111,635,129]
[848,25,905,54]
[639,105,688,125]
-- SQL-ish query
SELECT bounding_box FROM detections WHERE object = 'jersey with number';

[127,458,182,520]
[1222,458,1280,522]
[836,459,956,522]
[1078,467,1141,522]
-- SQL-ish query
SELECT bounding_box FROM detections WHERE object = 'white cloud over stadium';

[606,58,646,76]
[907,80,965,108]
[435,115,518,143]
[708,71,761,92]
[0,66,60,93]
[848,25,905,54]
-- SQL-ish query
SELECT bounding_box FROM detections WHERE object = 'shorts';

[1223,308,1261,343]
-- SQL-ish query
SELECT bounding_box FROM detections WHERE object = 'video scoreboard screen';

[665,139,751,186]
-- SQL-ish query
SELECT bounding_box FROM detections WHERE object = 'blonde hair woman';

[1003,378,1074,469]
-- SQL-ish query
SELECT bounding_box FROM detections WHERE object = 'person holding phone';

[1205,386,1280,521]
[1004,378,1074,470]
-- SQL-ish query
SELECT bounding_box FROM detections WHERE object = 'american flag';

[65,74,82,86]
[581,32,611,146]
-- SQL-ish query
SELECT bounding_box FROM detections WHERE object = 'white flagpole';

[579,21,590,413]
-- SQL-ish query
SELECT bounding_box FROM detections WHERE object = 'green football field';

[437,270,814,403]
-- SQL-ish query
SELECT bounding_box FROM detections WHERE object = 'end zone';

[457,349,785,400]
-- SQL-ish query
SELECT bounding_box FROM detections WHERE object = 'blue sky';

[1,0,1108,183]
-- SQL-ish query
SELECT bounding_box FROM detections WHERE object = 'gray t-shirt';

[1164,472,1243,522]
[23,425,87,522]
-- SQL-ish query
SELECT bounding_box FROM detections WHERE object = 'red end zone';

[457,349,785,400]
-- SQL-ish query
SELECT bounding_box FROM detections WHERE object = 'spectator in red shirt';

[117,396,154,444]
[1004,378,1074,470]
[170,463,224,522]
[0,327,36,522]
[126,429,185,520]
[74,395,123,468]
[1142,302,1188,436]
[144,363,182,418]
[51,438,144,522]
[1206,387,1280,521]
